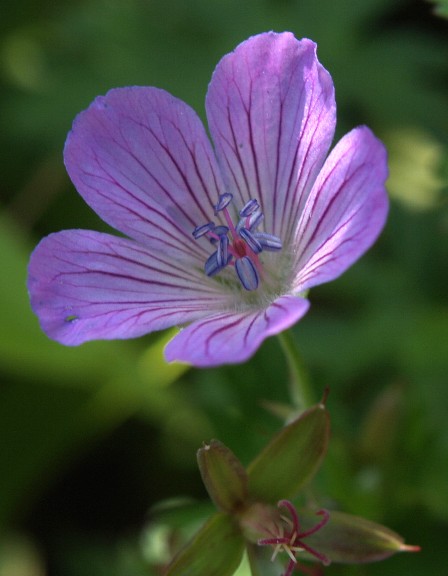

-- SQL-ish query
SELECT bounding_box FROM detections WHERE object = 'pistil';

[258,500,330,576]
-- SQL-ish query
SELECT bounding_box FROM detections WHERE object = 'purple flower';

[27,32,388,367]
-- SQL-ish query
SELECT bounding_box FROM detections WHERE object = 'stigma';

[193,194,282,291]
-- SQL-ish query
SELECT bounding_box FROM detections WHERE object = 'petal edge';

[165,295,310,367]
[292,125,389,292]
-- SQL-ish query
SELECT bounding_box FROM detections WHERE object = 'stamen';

[193,195,281,291]
[235,256,259,290]
[246,209,264,230]
[214,193,233,213]
[253,232,282,251]
[239,228,262,254]
[209,225,229,245]
[205,251,230,277]
[236,209,264,233]
[193,222,215,239]
[240,199,259,217]
[217,235,229,267]
[284,545,298,563]
[213,225,230,236]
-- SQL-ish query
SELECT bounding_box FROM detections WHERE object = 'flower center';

[193,193,282,291]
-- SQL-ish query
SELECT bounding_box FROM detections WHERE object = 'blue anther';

[209,225,229,245]
[193,222,215,239]
[252,232,282,251]
[235,256,259,291]
[205,250,231,277]
[247,210,264,231]
[240,199,259,217]
[205,252,221,277]
[217,235,229,267]
[215,193,233,213]
[214,225,230,237]
[236,218,246,234]
[239,228,262,254]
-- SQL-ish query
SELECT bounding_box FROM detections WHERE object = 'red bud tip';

[400,544,421,553]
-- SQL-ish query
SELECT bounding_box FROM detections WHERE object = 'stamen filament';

[222,206,239,240]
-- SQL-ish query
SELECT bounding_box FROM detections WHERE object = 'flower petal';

[292,126,389,292]
[206,32,336,240]
[164,295,310,367]
[64,87,225,264]
[28,230,231,345]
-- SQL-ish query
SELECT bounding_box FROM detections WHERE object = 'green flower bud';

[247,401,330,503]
[197,439,249,513]
[302,509,420,564]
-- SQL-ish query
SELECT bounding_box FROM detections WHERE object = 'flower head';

[28,32,388,367]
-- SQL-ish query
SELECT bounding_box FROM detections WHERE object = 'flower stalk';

[278,329,314,410]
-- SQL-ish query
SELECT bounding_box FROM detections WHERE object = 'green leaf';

[165,512,244,576]
[304,510,420,564]
[246,402,330,503]
[197,440,249,513]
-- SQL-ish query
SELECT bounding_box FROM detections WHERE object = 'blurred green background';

[1,0,447,574]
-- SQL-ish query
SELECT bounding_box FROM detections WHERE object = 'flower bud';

[247,401,330,503]
[197,439,249,513]
[302,510,420,563]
